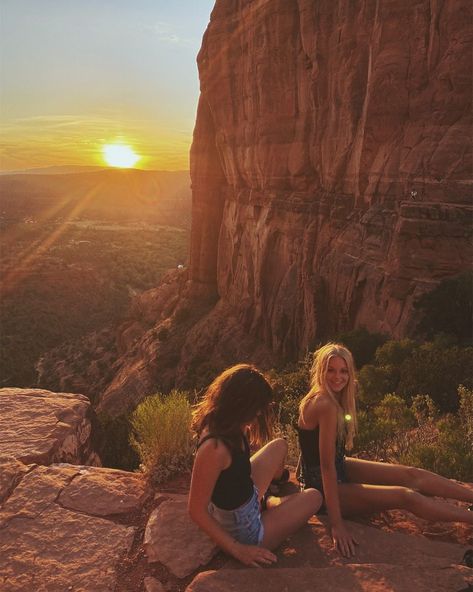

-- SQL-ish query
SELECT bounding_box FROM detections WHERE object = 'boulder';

[0,388,100,466]
[144,494,218,578]
[58,465,150,516]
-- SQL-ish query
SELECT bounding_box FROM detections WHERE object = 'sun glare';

[102,143,140,168]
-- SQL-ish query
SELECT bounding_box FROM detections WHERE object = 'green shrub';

[270,356,311,426]
[353,394,416,460]
[130,390,193,484]
[335,327,387,368]
[358,364,397,406]
[397,343,473,412]
[375,339,417,367]
[411,394,438,424]
[399,414,473,481]
[458,385,473,448]
[414,272,473,345]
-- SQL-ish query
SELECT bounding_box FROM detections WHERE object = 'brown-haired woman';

[298,343,473,559]
[188,364,322,567]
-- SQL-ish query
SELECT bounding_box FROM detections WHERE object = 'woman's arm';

[317,399,357,557]
[188,439,277,567]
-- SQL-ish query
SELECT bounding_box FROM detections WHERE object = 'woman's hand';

[331,522,358,558]
[232,542,277,567]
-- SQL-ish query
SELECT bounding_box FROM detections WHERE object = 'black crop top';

[297,425,345,472]
[197,433,254,510]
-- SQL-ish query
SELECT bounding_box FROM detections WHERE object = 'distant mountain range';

[0,165,111,175]
[0,167,191,228]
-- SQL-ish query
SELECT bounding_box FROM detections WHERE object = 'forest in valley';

[0,168,190,387]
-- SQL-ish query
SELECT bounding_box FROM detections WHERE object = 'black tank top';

[196,433,254,510]
[297,425,345,471]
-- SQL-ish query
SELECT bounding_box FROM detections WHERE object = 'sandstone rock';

[271,515,468,569]
[144,494,218,578]
[144,576,166,592]
[0,461,29,505]
[58,465,150,516]
[186,0,473,363]
[0,464,136,591]
[186,565,472,592]
[0,388,100,466]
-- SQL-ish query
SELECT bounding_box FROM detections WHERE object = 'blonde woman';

[297,343,473,558]
[189,364,322,567]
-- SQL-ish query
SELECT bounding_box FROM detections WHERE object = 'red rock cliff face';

[189,0,472,360]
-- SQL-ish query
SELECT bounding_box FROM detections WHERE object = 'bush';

[335,327,387,368]
[130,390,193,484]
[353,394,415,460]
[399,414,473,481]
[458,385,473,449]
[354,386,473,481]
[269,356,311,426]
[397,343,473,412]
[375,339,417,367]
[411,394,438,424]
[358,364,397,406]
[414,272,473,345]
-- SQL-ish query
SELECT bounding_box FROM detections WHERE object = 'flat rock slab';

[0,388,99,465]
[268,515,469,569]
[186,565,473,592]
[0,463,142,591]
[58,465,150,515]
[144,494,217,578]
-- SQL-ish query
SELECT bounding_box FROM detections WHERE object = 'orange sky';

[0,1,214,171]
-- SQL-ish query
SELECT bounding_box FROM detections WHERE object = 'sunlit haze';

[0,0,215,171]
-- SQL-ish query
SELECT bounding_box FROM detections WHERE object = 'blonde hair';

[300,343,357,449]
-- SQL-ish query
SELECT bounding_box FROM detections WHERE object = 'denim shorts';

[297,457,348,514]
[209,485,264,546]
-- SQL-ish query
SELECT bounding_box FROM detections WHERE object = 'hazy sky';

[0,0,215,171]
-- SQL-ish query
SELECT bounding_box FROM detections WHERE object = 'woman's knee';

[302,488,323,513]
[268,437,288,458]
[398,486,421,509]
[404,465,427,489]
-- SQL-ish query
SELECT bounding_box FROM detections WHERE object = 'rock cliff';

[189,0,472,360]
[95,0,472,415]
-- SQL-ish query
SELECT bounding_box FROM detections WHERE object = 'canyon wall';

[190,0,472,359]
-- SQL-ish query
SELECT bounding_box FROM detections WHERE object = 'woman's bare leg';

[261,489,323,549]
[250,438,288,499]
[345,457,473,503]
[337,483,473,524]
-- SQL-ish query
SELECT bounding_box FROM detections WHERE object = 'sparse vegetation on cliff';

[414,272,473,346]
[130,390,194,484]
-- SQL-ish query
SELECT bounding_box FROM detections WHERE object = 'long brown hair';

[191,364,274,449]
[300,343,358,449]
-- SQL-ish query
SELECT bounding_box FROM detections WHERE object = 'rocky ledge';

[0,388,100,466]
[1,388,471,591]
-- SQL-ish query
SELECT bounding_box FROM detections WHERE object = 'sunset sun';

[102,143,141,168]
